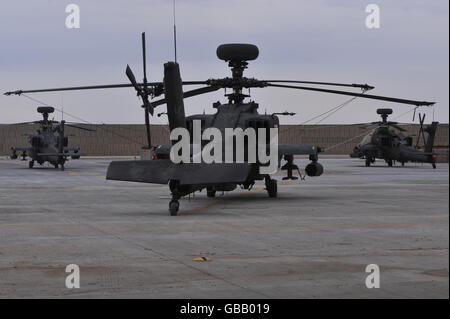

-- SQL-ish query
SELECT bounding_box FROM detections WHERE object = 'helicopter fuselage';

[351,126,437,166]
[10,109,82,169]
[156,101,282,188]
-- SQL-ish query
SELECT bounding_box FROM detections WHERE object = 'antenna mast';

[173,0,177,63]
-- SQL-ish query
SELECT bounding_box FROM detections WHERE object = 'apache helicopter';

[5,33,435,215]
[8,106,93,170]
[350,108,439,168]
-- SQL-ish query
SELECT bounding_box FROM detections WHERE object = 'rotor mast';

[227,60,249,104]
[216,44,259,104]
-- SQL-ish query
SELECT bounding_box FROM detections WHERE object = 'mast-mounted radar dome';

[37,106,55,114]
[376,108,393,115]
[216,44,259,62]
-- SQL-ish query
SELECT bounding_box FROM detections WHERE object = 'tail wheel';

[169,200,179,216]
[266,179,277,198]
[207,188,216,198]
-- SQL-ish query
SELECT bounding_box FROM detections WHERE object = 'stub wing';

[106,160,253,185]
[153,144,322,157]
[37,152,84,156]
[12,147,31,152]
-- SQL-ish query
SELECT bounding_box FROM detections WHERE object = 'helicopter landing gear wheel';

[207,188,216,198]
[169,200,179,216]
[365,157,371,167]
[28,160,34,169]
[266,178,277,198]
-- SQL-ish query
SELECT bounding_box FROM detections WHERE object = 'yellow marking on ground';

[180,187,266,216]
[1,160,27,166]
[0,221,447,231]
[89,172,103,176]
[277,180,297,185]
[90,173,106,179]
[179,199,227,216]
[248,187,266,194]
[61,170,105,178]
[180,183,293,216]
[193,257,212,262]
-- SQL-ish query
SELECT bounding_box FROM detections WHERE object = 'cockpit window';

[360,131,373,146]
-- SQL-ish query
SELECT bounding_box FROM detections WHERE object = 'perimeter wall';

[0,123,448,159]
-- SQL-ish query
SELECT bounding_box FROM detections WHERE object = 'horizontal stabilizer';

[106,160,251,185]
[107,160,253,185]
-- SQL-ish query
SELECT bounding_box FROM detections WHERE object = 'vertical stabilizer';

[424,121,439,153]
[163,62,186,136]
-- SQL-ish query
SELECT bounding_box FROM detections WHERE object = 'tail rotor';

[126,32,153,149]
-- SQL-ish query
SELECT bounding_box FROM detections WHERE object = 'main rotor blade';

[150,85,221,107]
[8,121,37,125]
[266,83,435,107]
[65,124,96,132]
[361,121,407,132]
[359,123,376,129]
[4,81,207,96]
[266,80,374,91]
[4,84,138,95]
[390,124,407,132]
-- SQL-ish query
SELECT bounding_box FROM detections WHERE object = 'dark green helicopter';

[5,33,435,215]
[350,108,439,168]
[9,106,93,170]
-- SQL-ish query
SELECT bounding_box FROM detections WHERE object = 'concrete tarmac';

[0,156,448,298]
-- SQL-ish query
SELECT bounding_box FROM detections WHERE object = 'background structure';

[1,123,448,160]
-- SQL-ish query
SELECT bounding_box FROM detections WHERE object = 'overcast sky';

[0,0,448,125]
